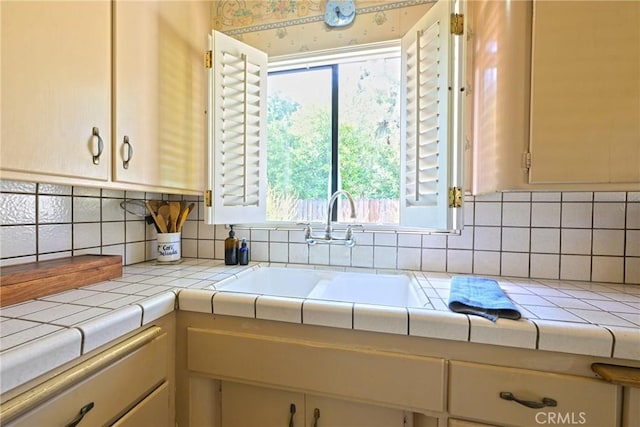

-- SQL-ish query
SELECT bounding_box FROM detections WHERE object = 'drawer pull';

[499,391,557,409]
[65,402,94,427]
[313,407,320,427]
[288,403,296,427]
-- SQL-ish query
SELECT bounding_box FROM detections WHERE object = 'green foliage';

[267,58,400,204]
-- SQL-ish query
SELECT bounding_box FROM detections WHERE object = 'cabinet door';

[623,387,640,427]
[529,1,640,185]
[306,395,405,427]
[113,0,208,193]
[220,381,305,427]
[1,1,111,182]
[220,382,406,427]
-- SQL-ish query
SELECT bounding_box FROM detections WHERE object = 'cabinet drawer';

[112,382,170,427]
[449,361,620,427]
[188,328,445,413]
[5,328,168,427]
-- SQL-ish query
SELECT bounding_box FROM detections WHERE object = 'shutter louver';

[406,22,442,207]
[207,31,268,224]
[220,51,262,207]
[400,0,463,230]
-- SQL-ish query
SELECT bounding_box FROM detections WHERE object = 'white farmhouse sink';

[215,267,428,308]
[215,267,327,298]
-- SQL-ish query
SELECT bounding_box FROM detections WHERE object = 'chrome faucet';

[302,190,359,247]
[324,190,356,239]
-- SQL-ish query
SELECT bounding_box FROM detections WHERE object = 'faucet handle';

[344,224,362,242]
[297,222,315,243]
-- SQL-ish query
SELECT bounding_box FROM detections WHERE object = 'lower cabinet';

[449,420,498,427]
[2,326,170,427]
[187,327,445,414]
[623,387,640,427]
[185,326,445,426]
[221,381,407,427]
[448,361,621,427]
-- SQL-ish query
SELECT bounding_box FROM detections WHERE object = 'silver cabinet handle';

[65,402,94,427]
[499,391,557,409]
[122,136,133,169]
[91,127,104,165]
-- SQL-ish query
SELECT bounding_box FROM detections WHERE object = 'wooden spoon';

[146,201,167,233]
[155,213,169,234]
[169,202,181,233]
[158,204,171,233]
[148,199,162,214]
[176,202,195,232]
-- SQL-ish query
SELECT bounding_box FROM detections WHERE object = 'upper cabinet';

[113,0,209,193]
[529,0,640,185]
[1,1,209,195]
[1,1,111,183]
[469,0,640,193]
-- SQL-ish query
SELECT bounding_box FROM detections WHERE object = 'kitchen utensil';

[146,201,168,233]
[169,202,181,233]
[158,204,171,231]
[156,213,169,234]
[148,199,162,214]
[176,202,194,232]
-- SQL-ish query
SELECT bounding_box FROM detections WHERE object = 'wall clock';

[324,0,356,27]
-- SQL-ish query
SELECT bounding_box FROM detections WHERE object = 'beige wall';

[212,0,435,56]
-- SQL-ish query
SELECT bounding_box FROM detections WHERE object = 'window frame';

[267,51,401,224]
[206,0,466,233]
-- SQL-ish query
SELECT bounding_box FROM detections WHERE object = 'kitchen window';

[266,51,401,225]
[206,0,465,232]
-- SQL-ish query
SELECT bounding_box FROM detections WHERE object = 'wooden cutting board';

[0,255,122,307]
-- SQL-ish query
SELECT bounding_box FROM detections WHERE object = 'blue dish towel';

[448,276,521,322]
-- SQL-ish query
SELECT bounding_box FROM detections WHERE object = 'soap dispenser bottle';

[224,226,238,265]
[238,238,249,265]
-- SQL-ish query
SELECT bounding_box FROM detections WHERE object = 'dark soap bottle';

[239,238,249,265]
[224,226,238,265]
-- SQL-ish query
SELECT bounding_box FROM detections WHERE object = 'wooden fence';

[295,198,399,223]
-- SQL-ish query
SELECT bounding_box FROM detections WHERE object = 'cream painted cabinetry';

[449,420,497,427]
[448,361,620,427]
[1,1,111,183]
[623,387,640,427]
[1,327,171,427]
[1,0,208,194]
[183,326,444,426]
[112,0,208,193]
[468,0,640,193]
[187,327,445,414]
[221,381,406,427]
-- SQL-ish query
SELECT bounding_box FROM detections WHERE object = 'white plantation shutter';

[400,0,464,230]
[206,31,267,224]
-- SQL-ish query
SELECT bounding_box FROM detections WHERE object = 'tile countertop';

[1,258,639,395]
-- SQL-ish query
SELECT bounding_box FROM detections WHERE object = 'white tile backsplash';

[561,229,592,255]
[0,194,36,225]
[561,202,593,228]
[593,202,626,229]
[1,181,639,284]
